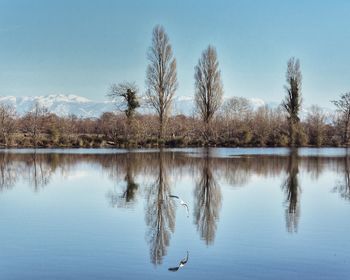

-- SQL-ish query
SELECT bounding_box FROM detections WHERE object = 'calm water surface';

[0,148,349,279]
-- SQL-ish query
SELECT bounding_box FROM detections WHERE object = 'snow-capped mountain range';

[0,94,270,118]
[0,94,333,119]
[0,95,114,118]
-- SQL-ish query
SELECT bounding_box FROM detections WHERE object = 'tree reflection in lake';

[0,149,346,193]
[282,149,301,233]
[145,152,176,265]
[1,150,350,277]
[24,152,52,191]
[333,155,350,200]
[0,153,17,191]
[106,153,139,208]
[193,149,222,245]
[1,148,349,243]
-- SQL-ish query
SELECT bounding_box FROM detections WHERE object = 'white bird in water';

[168,251,189,272]
[169,195,189,217]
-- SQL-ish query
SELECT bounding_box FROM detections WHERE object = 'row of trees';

[0,24,349,147]
[0,99,346,147]
[109,26,225,143]
[108,25,350,147]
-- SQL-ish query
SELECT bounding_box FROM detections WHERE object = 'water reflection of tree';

[1,151,347,193]
[282,149,301,233]
[106,153,139,208]
[0,153,17,191]
[305,157,324,181]
[194,150,222,245]
[24,152,52,191]
[333,156,350,200]
[145,152,176,265]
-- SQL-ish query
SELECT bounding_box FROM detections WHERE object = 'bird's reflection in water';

[169,194,189,217]
[193,149,222,245]
[145,152,176,265]
[168,251,189,272]
[282,149,301,233]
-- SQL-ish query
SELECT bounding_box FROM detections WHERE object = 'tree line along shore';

[0,25,349,148]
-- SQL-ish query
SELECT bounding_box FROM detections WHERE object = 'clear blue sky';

[0,0,349,107]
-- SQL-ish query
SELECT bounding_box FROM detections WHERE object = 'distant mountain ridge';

[0,94,114,118]
[0,94,333,119]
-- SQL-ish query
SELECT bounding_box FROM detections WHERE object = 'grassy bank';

[0,133,346,149]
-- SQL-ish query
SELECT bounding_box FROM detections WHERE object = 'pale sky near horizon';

[0,0,349,107]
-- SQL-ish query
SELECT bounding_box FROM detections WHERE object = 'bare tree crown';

[195,45,223,124]
[146,25,177,139]
[332,92,350,145]
[332,92,350,115]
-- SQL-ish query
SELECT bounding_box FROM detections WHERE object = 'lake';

[0,148,349,279]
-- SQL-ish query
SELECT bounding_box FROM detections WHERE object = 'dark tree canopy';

[282,150,300,233]
[282,57,302,146]
[108,82,140,119]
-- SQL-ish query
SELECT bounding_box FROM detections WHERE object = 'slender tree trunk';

[159,112,164,141]
[159,122,163,141]
[204,121,211,145]
[126,117,131,144]
[289,119,295,147]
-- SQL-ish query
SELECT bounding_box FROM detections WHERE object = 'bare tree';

[222,96,252,121]
[218,97,253,144]
[0,103,16,146]
[282,57,302,146]
[194,45,223,140]
[251,106,271,146]
[107,82,140,141]
[332,92,350,145]
[305,105,326,146]
[22,102,48,147]
[146,25,178,140]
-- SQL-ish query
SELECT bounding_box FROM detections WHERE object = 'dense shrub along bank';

[0,102,346,148]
